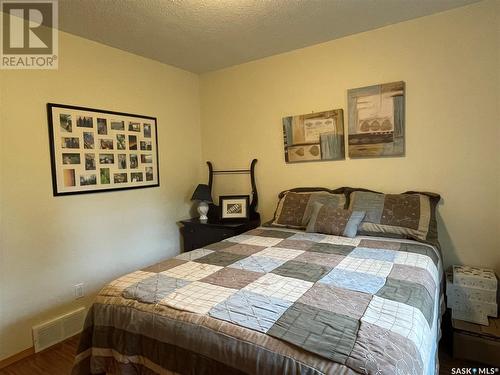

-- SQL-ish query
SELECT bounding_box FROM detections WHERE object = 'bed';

[72,225,443,375]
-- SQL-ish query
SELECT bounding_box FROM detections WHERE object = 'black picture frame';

[219,195,250,222]
[47,103,160,196]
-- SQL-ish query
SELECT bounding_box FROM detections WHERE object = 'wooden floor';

[0,335,79,375]
[0,334,485,375]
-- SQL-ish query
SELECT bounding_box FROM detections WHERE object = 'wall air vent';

[32,307,86,352]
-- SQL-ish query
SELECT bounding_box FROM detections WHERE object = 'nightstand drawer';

[453,328,500,366]
[179,218,260,252]
[180,225,237,251]
[186,225,235,237]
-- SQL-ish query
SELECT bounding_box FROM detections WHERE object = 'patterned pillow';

[306,202,365,237]
[348,190,440,242]
[270,190,346,229]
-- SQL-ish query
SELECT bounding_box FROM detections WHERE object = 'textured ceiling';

[58,0,479,73]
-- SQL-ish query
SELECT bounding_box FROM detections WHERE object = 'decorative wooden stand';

[205,159,260,222]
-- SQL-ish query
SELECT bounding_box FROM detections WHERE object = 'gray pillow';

[270,191,346,229]
[306,202,365,238]
[348,190,438,242]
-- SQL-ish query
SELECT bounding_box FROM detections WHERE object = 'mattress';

[72,227,443,375]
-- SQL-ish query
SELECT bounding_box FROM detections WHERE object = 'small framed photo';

[220,195,249,221]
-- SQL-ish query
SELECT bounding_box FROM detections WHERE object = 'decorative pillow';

[270,189,346,229]
[348,190,440,242]
[306,202,365,237]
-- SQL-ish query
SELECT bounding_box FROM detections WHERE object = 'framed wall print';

[347,81,405,158]
[282,109,345,163]
[219,195,249,221]
[47,103,160,196]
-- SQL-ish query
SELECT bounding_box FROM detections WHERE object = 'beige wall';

[0,31,201,359]
[200,1,500,272]
[1,0,499,363]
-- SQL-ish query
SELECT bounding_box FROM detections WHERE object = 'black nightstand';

[179,218,261,252]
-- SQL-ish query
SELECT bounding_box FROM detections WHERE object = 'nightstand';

[179,218,261,252]
[452,316,500,366]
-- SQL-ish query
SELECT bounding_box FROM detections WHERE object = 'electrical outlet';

[74,283,84,299]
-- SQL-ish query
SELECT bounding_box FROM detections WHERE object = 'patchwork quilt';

[72,227,443,375]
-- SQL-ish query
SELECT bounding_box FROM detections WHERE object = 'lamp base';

[197,201,209,222]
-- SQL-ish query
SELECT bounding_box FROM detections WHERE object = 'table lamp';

[191,184,213,222]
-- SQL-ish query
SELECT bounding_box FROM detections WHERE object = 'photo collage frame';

[47,103,159,196]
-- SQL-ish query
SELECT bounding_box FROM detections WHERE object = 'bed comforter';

[72,227,443,375]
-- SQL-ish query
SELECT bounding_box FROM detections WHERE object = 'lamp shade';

[191,184,213,202]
